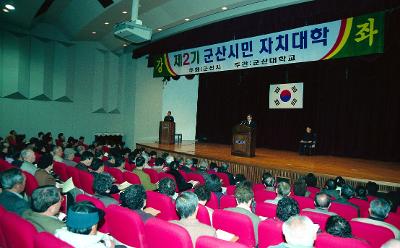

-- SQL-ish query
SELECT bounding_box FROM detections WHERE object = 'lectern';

[159,121,175,144]
[231,124,256,157]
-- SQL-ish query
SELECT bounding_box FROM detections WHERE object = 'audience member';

[20,148,38,175]
[23,185,65,233]
[75,151,94,172]
[355,185,368,201]
[325,215,352,238]
[321,179,341,199]
[304,173,318,188]
[63,148,77,166]
[194,185,213,224]
[0,168,29,215]
[225,181,260,245]
[132,156,157,191]
[293,178,310,197]
[335,176,346,191]
[352,198,399,238]
[205,174,224,204]
[171,191,216,246]
[302,193,336,216]
[120,184,157,222]
[113,156,126,172]
[158,177,177,200]
[55,201,116,248]
[262,172,275,191]
[52,146,64,162]
[333,184,360,217]
[90,158,105,174]
[55,133,65,147]
[366,181,379,197]
[35,153,56,186]
[276,197,300,222]
[218,163,235,185]
[167,159,193,192]
[265,181,291,204]
[93,173,119,207]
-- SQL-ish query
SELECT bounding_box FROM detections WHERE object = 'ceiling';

[0,0,313,52]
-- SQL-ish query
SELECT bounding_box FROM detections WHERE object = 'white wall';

[162,76,199,141]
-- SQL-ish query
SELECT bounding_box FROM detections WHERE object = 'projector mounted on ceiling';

[114,0,152,43]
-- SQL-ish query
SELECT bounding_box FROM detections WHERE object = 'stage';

[137,141,400,192]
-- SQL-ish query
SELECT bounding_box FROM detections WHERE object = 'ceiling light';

[104,22,109,25]
[184,18,190,21]
[157,28,162,31]
[123,44,127,47]
[92,31,96,34]
[122,11,128,14]
[5,4,15,10]
[2,8,9,13]
[221,6,228,11]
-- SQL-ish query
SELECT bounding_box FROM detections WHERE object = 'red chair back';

[258,218,284,248]
[146,191,179,220]
[0,159,14,172]
[178,170,190,182]
[196,236,248,248]
[254,189,277,202]
[216,172,230,187]
[105,205,146,248]
[34,232,73,248]
[212,209,255,247]
[124,162,136,171]
[143,168,159,183]
[205,192,219,209]
[23,171,39,196]
[292,195,315,210]
[187,173,205,185]
[386,212,400,229]
[196,204,211,226]
[350,220,395,248]
[0,206,7,248]
[255,202,277,218]
[315,233,371,248]
[144,217,193,248]
[123,171,141,184]
[330,202,359,220]
[253,183,265,192]
[78,170,94,194]
[158,172,179,192]
[65,166,81,188]
[220,195,237,209]
[226,185,236,195]
[76,194,106,210]
[349,198,370,218]
[307,186,320,199]
[0,211,37,248]
[53,161,69,182]
[104,166,124,184]
[300,210,331,231]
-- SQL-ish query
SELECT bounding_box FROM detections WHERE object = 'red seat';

[349,198,370,218]
[315,232,371,248]
[76,194,106,210]
[252,183,265,192]
[186,173,205,185]
[212,209,255,247]
[23,171,39,196]
[205,192,219,209]
[0,211,37,248]
[330,202,359,220]
[367,195,377,202]
[216,172,230,187]
[0,159,14,172]
[145,217,193,248]
[53,161,69,182]
[123,171,141,184]
[146,191,179,220]
[220,195,237,209]
[307,186,320,199]
[196,236,248,248]
[386,212,400,229]
[0,205,7,248]
[34,232,73,248]
[258,218,284,248]
[254,189,277,202]
[226,185,236,195]
[178,170,190,182]
[196,204,211,226]
[124,162,136,171]
[350,220,395,248]
[104,166,124,184]
[65,166,81,188]
[143,168,159,183]
[158,172,179,192]
[105,205,146,248]
[300,210,331,231]
[255,202,277,218]
[78,170,94,194]
[292,195,315,210]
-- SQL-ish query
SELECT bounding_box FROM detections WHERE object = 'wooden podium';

[231,124,256,157]
[159,121,175,144]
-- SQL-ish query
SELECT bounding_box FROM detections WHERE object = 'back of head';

[114,156,125,168]
[158,177,176,197]
[340,184,355,199]
[355,185,367,198]
[37,153,53,169]
[305,173,317,187]
[93,173,113,195]
[366,181,379,196]
[335,176,345,187]
[277,182,291,197]
[194,185,211,202]
[206,174,222,193]
[155,157,165,167]
[234,181,254,204]
[282,215,318,247]
[0,168,24,190]
[262,173,275,188]
[326,179,337,190]
[314,193,331,209]
[198,160,209,171]
[325,215,352,238]
[31,186,60,213]
[294,178,307,196]
[370,198,391,219]
[135,156,146,167]
[218,163,229,172]
[276,197,300,222]
[67,201,101,235]
[21,149,34,161]
[90,158,104,171]
[81,151,94,162]
[165,155,174,166]
[63,148,75,159]
[176,191,198,219]
[120,184,146,210]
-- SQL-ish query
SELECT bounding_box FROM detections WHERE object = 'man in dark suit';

[0,168,29,216]
[243,114,256,129]
[164,111,174,122]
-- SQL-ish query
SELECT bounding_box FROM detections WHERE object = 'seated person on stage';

[132,156,158,191]
[0,168,29,216]
[332,184,360,217]
[299,126,316,155]
[270,215,319,248]
[262,172,275,191]
[242,113,256,129]
[194,185,213,224]
[321,179,341,200]
[276,197,300,222]
[23,185,66,234]
[218,163,235,185]
[170,192,216,247]
[352,198,399,238]
[158,177,178,200]
[225,181,260,246]
[265,181,291,204]
[93,173,119,207]
[325,215,353,238]
[302,193,337,216]
[164,111,174,122]
[120,184,159,222]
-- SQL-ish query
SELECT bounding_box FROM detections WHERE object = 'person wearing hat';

[55,201,116,248]
[35,153,56,186]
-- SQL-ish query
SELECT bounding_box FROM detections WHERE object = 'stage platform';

[137,141,400,192]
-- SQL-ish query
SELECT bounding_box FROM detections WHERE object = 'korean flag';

[269,82,303,109]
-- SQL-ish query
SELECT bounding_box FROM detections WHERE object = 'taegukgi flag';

[269,82,303,109]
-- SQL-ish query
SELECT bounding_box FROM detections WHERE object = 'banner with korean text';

[153,11,384,77]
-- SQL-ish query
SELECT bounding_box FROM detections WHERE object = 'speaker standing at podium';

[241,114,256,129]
[164,111,174,122]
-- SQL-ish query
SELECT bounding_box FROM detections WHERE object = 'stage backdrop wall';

[196,8,400,162]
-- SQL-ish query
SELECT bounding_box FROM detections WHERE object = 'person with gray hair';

[0,168,29,215]
[270,215,319,248]
[63,148,77,166]
[20,148,38,175]
[265,181,291,205]
[52,146,64,162]
[352,198,399,238]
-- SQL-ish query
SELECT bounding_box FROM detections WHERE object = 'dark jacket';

[0,190,29,216]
